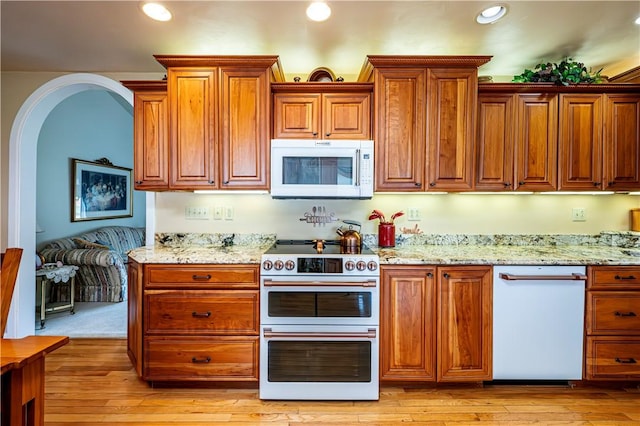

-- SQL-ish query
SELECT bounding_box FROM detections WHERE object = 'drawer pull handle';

[615,357,637,364]
[614,275,637,280]
[191,356,211,364]
[192,311,211,318]
[614,311,637,317]
[192,274,212,281]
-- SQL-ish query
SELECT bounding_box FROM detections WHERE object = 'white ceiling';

[1,1,639,81]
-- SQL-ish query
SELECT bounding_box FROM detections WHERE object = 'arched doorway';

[6,73,154,338]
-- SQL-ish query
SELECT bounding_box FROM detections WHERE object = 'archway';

[7,73,154,338]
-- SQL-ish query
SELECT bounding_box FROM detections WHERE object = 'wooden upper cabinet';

[476,93,515,190]
[437,266,492,382]
[373,68,427,191]
[558,94,603,190]
[514,93,558,191]
[271,83,372,139]
[168,68,218,189]
[322,93,371,139]
[427,68,478,191]
[122,81,169,190]
[380,266,436,381]
[220,68,270,189]
[604,93,640,190]
[273,93,321,138]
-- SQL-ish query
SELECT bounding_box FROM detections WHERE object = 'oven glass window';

[282,156,353,185]
[268,292,372,317]
[268,341,371,382]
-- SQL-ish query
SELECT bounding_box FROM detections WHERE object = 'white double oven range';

[259,239,380,400]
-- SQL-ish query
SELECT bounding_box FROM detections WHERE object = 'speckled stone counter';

[127,233,275,264]
[366,231,640,266]
[127,232,640,266]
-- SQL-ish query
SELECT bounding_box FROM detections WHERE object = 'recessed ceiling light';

[635,15,640,25]
[476,5,507,24]
[306,1,331,22]
[142,2,172,22]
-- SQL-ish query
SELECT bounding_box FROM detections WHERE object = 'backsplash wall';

[155,192,640,240]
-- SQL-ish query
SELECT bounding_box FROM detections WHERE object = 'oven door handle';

[263,328,377,339]
[262,279,377,287]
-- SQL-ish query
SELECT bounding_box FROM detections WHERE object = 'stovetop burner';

[265,239,375,255]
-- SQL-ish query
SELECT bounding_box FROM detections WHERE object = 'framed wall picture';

[71,158,133,222]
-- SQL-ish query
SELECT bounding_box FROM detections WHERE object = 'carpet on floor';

[35,301,126,338]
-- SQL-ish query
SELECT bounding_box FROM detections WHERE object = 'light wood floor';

[44,339,640,425]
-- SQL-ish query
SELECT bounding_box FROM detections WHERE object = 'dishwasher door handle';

[499,272,587,281]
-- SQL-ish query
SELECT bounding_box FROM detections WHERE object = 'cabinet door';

[558,94,603,190]
[514,94,558,191]
[127,260,143,377]
[426,68,478,191]
[374,68,427,191]
[380,266,436,381]
[132,90,169,190]
[437,266,492,382]
[476,93,515,190]
[604,94,640,190]
[220,68,269,189]
[168,68,217,188]
[322,93,371,139]
[273,93,321,138]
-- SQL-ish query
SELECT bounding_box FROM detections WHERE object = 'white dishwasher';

[493,265,586,380]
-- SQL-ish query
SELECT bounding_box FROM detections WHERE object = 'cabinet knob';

[608,181,615,186]
[614,275,636,280]
[443,273,450,279]
[518,181,525,186]
[426,272,433,278]
[414,182,421,187]
[325,132,331,137]
[208,180,215,184]
[614,311,637,317]
[223,181,229,185]
[429,182,436,187]
[504,182,511,187]
[135,181,143,185]
[312,132,318,137]
[192,311,212,318]
[594,182,601,187]
[192,274,212,281]
[615,357,637,364]
[191,356,212,364]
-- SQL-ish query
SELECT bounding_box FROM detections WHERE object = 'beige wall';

[155,192,640,239]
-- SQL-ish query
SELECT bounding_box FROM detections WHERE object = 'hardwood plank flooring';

[44,339,640,425]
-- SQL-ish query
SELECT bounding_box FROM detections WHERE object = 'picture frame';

[71,158,132,222]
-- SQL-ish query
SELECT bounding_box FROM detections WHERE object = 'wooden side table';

[36,265,79,328]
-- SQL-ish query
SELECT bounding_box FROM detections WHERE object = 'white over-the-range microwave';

[270,139,374,199]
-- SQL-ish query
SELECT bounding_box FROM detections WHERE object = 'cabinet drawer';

[586,292,640,334]
[585,337,640,380]
[588,266,640,290]
[145,290,259,335]
[145,265,258,289]
[144,336,259,381]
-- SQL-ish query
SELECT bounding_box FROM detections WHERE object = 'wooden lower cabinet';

[585,266,640,380]
[380,265,492,382]
[128,262,260,383]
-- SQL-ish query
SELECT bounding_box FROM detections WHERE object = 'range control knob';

[262,260,273,271]
[345,260,356,271]
[274,260,284,270]
[285,260,295,271]
[367,261,378,271]
[356,261,367,271]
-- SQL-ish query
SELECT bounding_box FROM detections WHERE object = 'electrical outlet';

[407,208,421,221]
[213,206,223,220]
[185,206,210,220]
[572,207,586,222]
[224,206,234,221]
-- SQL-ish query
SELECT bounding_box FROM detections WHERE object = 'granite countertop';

[127,232,640,266]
